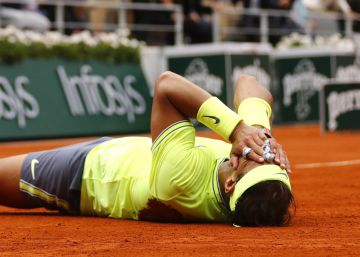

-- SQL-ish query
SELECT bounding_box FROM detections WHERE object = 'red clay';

[0,125,360,256]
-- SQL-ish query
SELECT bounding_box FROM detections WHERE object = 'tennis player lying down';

[0,72,294,227]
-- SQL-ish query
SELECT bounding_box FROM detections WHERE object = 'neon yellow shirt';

[80,120,231,222]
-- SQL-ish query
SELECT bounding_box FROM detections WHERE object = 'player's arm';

[151,71,209,141]
[232,75,291,172]
[151,71,266,163]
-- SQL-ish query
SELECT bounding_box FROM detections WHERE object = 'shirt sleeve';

[150,120,214,202]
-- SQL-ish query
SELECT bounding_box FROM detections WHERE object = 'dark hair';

[232,180,295,227]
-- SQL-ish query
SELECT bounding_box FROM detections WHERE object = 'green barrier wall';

[321,82,360,131]
[166,44,271,110]
[273,51,360,124]
[274,56,332,123]
[168,55,228,104]
[167,46,360,126]
[0,59,152,140]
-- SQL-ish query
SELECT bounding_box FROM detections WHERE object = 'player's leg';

[0,154,41,208]
[234,74,291,171]
[0,137,112,212]
[233,75,273,110]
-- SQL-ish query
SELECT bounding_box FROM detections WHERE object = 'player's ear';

[224,174,237,194]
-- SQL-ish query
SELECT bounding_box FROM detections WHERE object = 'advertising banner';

[230,55,271,91]
[0,59,152,140]
[334,54,360,82]
[230,54,273,120]
[166,43,272,109]
[321,82,360,131]
[274,56,331,123]
[168,55,228,104]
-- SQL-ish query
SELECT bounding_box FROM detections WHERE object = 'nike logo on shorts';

[31,159,39,180]
[202,115,220,124]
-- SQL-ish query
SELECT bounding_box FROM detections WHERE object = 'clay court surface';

[0,125,359,256]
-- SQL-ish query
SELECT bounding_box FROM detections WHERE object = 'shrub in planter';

[0,26,141,64]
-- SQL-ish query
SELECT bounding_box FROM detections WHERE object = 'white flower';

[314,36,325,47]
[336,38,355,51]
[24,30,43,44]
[0,25,141,64]
[119,37,130,46]
[116,28,130,38]
[276,32,356,51]
[43,31,65,47]
[129,38,140,48]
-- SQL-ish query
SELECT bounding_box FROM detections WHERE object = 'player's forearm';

[233,75,273,130]
[156,71,241,142]
[152,72,267,165]
[156,71,211,119]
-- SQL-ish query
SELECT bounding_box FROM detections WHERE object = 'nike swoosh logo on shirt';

[202,115,220,124]
[31,159,39,180]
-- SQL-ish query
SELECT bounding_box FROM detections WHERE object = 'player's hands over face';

[229,121,266,169]
[268,137,292,173]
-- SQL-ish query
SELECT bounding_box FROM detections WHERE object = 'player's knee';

[236,74,257,86]
[235,75,273,106]
[156,71,176,88]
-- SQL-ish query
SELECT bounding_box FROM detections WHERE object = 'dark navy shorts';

[20,137,112,214]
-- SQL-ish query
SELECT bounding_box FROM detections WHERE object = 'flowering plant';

[276,33,355,52]
[0,26,141,64]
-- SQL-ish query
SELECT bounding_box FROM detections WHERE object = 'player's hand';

[268,137,292,173]
[229,121,266,169]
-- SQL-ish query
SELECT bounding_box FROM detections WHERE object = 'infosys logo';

[0,75,40,128]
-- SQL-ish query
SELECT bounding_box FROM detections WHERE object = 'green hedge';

[0,27,140,64]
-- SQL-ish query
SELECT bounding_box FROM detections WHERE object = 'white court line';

[295,159,360,169]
